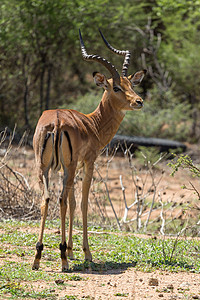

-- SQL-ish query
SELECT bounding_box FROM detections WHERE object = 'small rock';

[178,282,190,290]
[139,278,143,282]
[148,277,159,286]
[55,279,64,285]
[162,287,170,293]
[167,284,174,290]
[107,281,116,287]
[158,294,164,297]
[192,296,200,299]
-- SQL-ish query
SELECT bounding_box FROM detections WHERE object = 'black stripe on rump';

[64,131,73,162]
[55,130,59,169]
[41,132,51,160]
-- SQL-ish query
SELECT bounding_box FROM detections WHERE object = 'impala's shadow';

[69,260,137,275]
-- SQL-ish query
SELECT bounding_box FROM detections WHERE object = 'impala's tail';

[51,125,61,173]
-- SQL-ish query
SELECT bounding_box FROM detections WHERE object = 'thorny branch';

[95,165,121,231]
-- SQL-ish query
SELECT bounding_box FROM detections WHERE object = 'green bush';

[65,89,101,114]
[119,98,191,141]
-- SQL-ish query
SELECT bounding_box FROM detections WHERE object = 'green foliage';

[119,93,191,141]
[64,90,101,114]
[0,0,200,143]
[169,154,200,200]
[0,0,148,130]
[135,146,161,166]
[169,154,200,178]
[154,0,200,104]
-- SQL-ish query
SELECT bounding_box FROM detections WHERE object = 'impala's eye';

[113,86,121,92]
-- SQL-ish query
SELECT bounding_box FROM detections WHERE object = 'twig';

[119,175,128,222]
[95,166,121,231]
[159,192,165,235]
[189,181,200,199]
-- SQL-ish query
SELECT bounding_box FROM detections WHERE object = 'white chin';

[131,106,142,110]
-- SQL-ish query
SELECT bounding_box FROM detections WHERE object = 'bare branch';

[95,166,121,231]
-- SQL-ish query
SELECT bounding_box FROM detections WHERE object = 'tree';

[153,0,200,140]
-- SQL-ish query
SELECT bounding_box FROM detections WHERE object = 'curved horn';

[79,29,120,84]
[99,29,131,77]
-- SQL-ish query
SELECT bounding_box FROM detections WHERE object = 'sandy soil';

[1,146,200,299]
[56,268,200,299]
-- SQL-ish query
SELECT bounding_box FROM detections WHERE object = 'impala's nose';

[136,99,143,107]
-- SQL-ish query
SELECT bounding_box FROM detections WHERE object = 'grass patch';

[0,219,199,298]
[114,292,129,297]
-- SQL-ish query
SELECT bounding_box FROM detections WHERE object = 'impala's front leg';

[81,161,94,261]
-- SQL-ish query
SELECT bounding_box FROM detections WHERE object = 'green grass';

[0,219,199,299]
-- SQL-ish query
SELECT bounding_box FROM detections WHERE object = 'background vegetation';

[1,0,200,142]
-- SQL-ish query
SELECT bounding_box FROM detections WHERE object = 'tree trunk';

[45,65,52,110]
[23,76,29,128]
[40,63,46,114]
[22,54,30,128]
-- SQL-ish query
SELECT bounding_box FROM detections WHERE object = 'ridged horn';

[79,29,120,84]
[99,29,131,77]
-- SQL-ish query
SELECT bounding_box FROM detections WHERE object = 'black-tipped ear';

[93,72,109,89]
[128,70,146,86]
[93,71,98,77]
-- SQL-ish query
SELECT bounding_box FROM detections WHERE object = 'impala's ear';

[93,72,109,89]
[128,70,147,86]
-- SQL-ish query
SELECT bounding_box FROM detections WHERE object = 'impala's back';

[33,108,101,178]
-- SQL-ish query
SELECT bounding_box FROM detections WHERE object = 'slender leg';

[32,171,49,270]
[81,161,94,261]
[67,184,76,259]
[59,165,76,272]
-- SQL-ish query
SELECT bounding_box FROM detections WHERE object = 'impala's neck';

[88,90,125,149]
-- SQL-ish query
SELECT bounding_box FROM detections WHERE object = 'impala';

[32,29,146,272]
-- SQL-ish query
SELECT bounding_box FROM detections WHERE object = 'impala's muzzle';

[136,99,143,107]
[130,98,143,109]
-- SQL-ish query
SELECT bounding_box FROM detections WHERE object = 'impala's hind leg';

[67,184,76,259]
[59,165,76,272]
[32,132,53,270]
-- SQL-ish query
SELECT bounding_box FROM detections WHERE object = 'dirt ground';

[56,268,200,300]
[1,237,199,300]
[1,145,200,299]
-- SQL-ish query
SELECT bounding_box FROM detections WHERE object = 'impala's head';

[79,29,146,111]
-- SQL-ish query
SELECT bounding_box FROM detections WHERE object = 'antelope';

[32,29,146,272]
